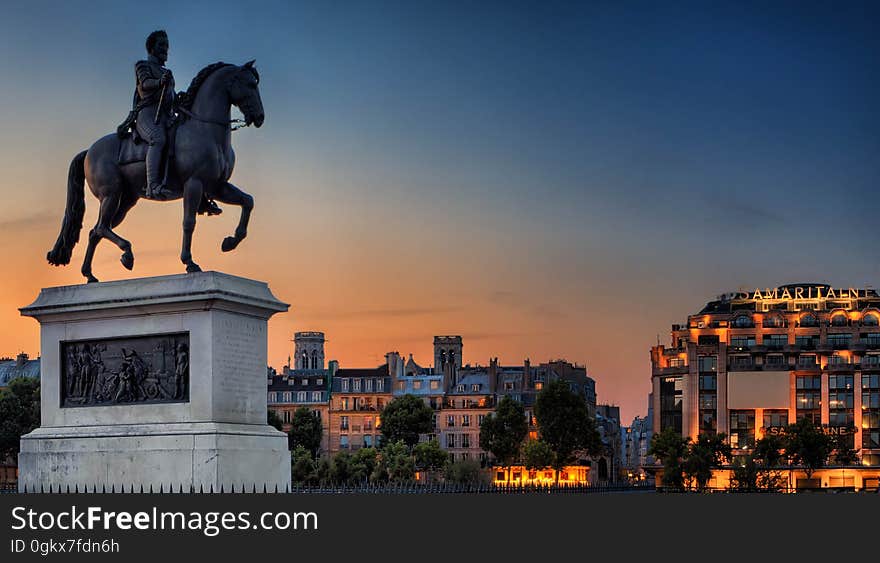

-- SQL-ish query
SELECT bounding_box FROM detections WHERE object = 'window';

[446,433,455,448]
[828,333,852,349]
[282,392,291,402]
[864,314,880,326]
[762,409,788,430]
[396,381,406,391]
[316,378,323,386]
[799,314,819,327]
[659,376,682,434]
[729,410,755,449]
[430,380,440,390]
[863,333,880,348]
[462,415,470,427]
[413,380,422,390]
[534,381,543,390]
[340,416,349,430]
[504,381,514,391]
[340,398,349,410]
[795,335,819,350]
[864,375,880,450]
[698,356,717,373]
[363,435,372,448]
[471,384,480,392]
[365,378,373,392]
[302,378,309,386]
[829,375,854,447]
[763,315,785,328]
[731,315,754,328]
[341,379,349,392]
[699,374,717,434]
[730,336,756,351]
[353,379,361,392]
[478,414,486,426]
[829,354,850,366]
[364,417,373,431]
[297,391,307,402]
[764,334,787,349]
[312,391,322,401]
[340,435,349,449]
[796,375,821,424]
[669,358,685,368]
[457,384,466,392]
[798,354,818,368]
[766,354,785,367]
[447,415,455,427]
[377,379,384,392]
[461,434,470,448]
[698,335,719,345]
[831,314,848,327]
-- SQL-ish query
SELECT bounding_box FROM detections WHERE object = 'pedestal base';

[18,423,291,493]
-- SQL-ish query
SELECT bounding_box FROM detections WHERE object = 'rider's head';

[146,30,169,64]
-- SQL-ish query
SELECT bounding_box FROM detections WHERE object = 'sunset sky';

[1,1,879,422]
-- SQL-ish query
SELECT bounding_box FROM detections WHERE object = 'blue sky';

[1,1,878,420]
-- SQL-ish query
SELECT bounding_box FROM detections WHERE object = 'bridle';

[175,106,249,130]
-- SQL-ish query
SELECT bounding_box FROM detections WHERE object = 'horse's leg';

[92,192,135,271]
[80,224,102,283]
[214,182,253,252]
[180,179,203,273]
[110,194,139,270]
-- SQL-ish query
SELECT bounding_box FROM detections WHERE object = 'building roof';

[393,374,444,396]
[0,355,40,387]
[332,365,392,393]
[448,371,490,395]
[268,371,329,392]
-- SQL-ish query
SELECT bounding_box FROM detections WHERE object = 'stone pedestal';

[18,271,291,493]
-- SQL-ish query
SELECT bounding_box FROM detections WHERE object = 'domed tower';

[294,331,325,370]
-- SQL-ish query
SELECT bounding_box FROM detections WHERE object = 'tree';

[289,407,323,459]
[522,439,555,472]
[413,439,450,473]
[316,456,332,485]
[0,378,40,462]
[648,427,687,491]
[291,446,317,485]
[444,459,485,485]
[351,447,379,483]
[752,434,788,492]
[784,418,833,480]
[682,433,731,491]
[378,440,415,482]
[831,434,859,466]
[479,395,528,482]
[330,451,354,484]
[534,380,601,482]
[729,456,758,491]
[379,395,434,449]
[267,408,284,433]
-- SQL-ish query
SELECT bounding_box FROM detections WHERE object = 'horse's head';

[228,60,264,127]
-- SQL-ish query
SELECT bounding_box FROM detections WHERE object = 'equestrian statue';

[46,30,265,282]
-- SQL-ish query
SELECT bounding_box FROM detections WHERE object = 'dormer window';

[457,384,465,392]
[471,383,480,392]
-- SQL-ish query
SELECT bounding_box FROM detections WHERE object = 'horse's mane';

[175,62,234,112]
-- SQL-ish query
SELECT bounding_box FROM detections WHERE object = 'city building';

[0,353,40,484]
[389,351,444,443]
[595,404,622,483]
[267,332,334,453]
[622,414,653,482]
[651,283,880,489]
[328,364,393,452]
[0,353,40,390]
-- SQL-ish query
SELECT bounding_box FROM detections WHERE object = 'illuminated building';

[267,333,334,453]
[651,283,880,489]
[328,365,393,452]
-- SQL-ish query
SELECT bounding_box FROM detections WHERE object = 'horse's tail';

[47,150,87,266]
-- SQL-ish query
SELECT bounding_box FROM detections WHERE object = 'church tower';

[434,335,462,389]
[294,331,325,370]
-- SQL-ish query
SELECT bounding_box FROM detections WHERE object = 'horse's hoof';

[221,236,239,252]
[186,263,202,273]
[121,250,135,271]
[85,275,99,284]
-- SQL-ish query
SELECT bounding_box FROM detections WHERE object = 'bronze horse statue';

[46,61,265,282]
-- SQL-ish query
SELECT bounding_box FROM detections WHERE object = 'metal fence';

[3,481,656,494]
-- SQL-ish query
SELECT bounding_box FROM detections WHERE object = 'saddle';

[117,120,178,167]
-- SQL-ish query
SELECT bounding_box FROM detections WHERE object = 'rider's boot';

[145,143,170,200]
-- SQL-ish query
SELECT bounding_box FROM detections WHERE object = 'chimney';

[524,358,531,389]
[488,357,498,394]
[16,352,28,367]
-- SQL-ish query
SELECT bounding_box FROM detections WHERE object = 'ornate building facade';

[651,283,880,489]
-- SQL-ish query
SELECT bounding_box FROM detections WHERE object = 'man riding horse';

[118,30,220,215]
